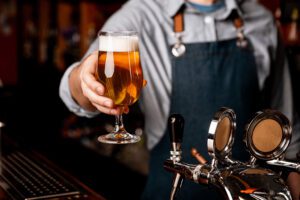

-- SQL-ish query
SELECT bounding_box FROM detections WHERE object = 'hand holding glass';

[96,31,145,144]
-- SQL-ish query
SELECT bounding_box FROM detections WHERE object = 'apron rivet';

[172,43,186,57]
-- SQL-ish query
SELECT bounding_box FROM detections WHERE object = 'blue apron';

[142,17,260,200]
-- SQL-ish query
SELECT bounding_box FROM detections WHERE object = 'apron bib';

[142,38,260,199]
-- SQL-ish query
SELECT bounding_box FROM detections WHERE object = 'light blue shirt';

[59,0,299,159]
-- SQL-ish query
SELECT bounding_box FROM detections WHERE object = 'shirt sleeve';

[264,23,299,161]
[59,0,143,118]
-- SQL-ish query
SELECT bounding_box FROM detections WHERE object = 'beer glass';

[96,31,144,144]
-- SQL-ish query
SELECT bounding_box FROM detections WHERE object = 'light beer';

[96,35,144,106]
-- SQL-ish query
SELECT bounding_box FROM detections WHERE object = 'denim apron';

[142,14,260,200]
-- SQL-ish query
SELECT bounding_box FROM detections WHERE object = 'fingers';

[78,52,117,115]
[79,51,130,116]
[91,102,123,116]
[81,71,104,95]
[80,52,104,95]
[81,80,119,115]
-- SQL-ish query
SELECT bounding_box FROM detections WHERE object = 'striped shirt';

[59,0,299,159]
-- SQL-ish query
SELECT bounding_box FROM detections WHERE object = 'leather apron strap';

[172,9,248,56]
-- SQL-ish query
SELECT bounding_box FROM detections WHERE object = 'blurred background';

[0,0,299,199]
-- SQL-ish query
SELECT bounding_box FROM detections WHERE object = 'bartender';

[59,0,300,199]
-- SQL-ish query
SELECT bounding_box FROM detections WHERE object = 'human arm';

[59,49,120,117]
[68,51,122,115]
[59,0,142,117]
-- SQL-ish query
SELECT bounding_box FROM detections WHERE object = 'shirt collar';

[160,0,185,17]
[158,0,243,19]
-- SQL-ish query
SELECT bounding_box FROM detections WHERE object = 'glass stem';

[115,114,125,133]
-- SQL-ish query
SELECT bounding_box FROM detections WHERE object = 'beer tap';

[166,114,211,200]
[168,114,184,200]
[245,109,300,173]
[164,108,293,200]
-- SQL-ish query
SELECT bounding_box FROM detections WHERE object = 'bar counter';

[0,133,106,200]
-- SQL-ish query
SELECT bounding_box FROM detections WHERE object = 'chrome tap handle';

[168,114,184,145]
[167,114,185,200]
[168,114,184,162]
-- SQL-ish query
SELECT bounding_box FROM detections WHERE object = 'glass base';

[98,132,141,144]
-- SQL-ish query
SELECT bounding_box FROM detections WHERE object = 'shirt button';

[204,16,213,24]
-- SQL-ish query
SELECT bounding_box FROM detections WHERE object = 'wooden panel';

[56,2,78,71]
[38,0,51,64]
[79,2,123,55]
[0,0,17,86]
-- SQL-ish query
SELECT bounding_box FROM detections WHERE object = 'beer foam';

[99,35,139,52]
